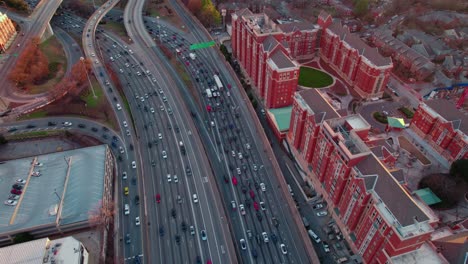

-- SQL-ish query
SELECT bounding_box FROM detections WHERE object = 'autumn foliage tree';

[9,37,50,88]
[88,199,115,233]
[197,0,221,27]
[47,59,91,100]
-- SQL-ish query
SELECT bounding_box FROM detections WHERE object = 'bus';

[206,89,212,98]
[214,75,223,90]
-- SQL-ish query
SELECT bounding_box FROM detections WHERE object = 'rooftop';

[295,89,340,123]
[356,155,431,236]
[424,99,468,135]
[328,22,392,67]
[391,242,448,264]
[267,49,297,70]
[324,115,371,156]
[242,13,280,35]
[0,236,87,264]
[268,106,293,132]
[261,35,280,53]
[0,145,108,235]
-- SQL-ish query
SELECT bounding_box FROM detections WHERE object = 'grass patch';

[102,21,128,38]
[17,110,48,120]
[28,36,67,94]
[298,66,333,88]
[373,112,388,124]
[6,130,61,140]
[398,107,414,118]
[81,79,104,108]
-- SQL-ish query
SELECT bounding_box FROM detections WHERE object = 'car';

[280,244,287,255]
[190,226,195,235]
[270,233,278,243]
[231,200,236,210]
[16,179,26,184]
[124,204,130,215]
[158,89,163,94]
[119,146,124,154]
[136,71,141,76]
[175,234,181,244]
[78,124,86,128]
[253,164,258,171]
[12,184,23,190]
[10,189,21,195]
[186,166,192,176]
[158,133,163,140]
[167,174,171,182]
[126,129,131,136]
[200,230,207,241]
[125,234,131,244]
[116,103,122,110]
[262,232,269,243]
[238,152,243,159]
[150,107,155,113]
[156,194,161,203]
[253,201,259,211]
[249,190,255,199]
[122,172,127,180]
[91,53,95,57]
[232,176,238,186]
[251,249,258,258]
[260,201,266,211]
[123,121,128,127]
[48,121,56,126]
[313,203,324,210]
[91,127,98,132]
[62,122,72,127]
[159,226,165,237]
[171,208,177,218]
[140,97,144,102]
[181,221,187,232]
[4,200,17,206]
[317,211,328,217]
[322,241,330,252]
[162,96,167,102]
[236,168,241,175]
[192,194,199,203]
[124,187,129,196]
[8,195,20,200]
[174,175,178,183]
[134,195,140,205]
[256,212,263,221]
[162,150,167,159]
[260,183,266,192]
[160,105,165,111]
[132,161,136,169]
[239,204,246,215]
[135,216,140,226]
[240,239,247,250]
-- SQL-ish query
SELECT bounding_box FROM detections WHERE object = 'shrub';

[373,112,388,124]
[398,107,414,118]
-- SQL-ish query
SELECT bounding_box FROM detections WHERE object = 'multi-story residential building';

[410,99,468,162]
[0,12,16,52]
[287,90,435,263]
[319,21,393,99]
[231,9,319,108]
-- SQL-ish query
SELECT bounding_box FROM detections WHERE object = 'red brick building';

[0,12,16,52]
[410,99,468,162]
[231,9,319,108]
[319,21,393,99]
[288,90,435,263]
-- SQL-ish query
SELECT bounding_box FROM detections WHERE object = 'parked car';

[316,211,328,217]
[4,200,17,206]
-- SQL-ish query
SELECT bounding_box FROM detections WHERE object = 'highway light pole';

[80,57,97,99]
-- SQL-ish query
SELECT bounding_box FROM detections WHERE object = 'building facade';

[231,9,319,108]
[410,100,468,162]
[0,12,16,52]
[287,90,434,263]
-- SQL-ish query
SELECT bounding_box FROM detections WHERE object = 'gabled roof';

[296,89,340,123]
[234,8,253,17]
[262,35,280,52]
[425,99,468,134]
[356,155,429,227]
[318,10,332,22]
[268,49,296,69]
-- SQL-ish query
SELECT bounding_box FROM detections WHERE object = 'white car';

[260,183,266,192]
[158,133,162,139]
[136,71,141,76]
[123,121,128,128]
[253,164,258,171]
[126,130,131,136]
[119,146,124,154]
[238,152,243,159]
[122,172,127,180]
[135,216,140,226]
[124,204,130,215]
[262,232,269,243]
[150,107,155,113]
[280,244,287,255]
[4,200,17,206]
[162,150,167,159]
[131,161,136,169]
[239,204,246,215]
[116,103,122,110]
[160,105,165,111]
[158,89,163,94]
[91,53,95,57]
[231,151,236,157]
[62,122,72,127]
[167,174,171,182]
[174,175,178,183]
[240,239,247,250]
[260,201,266,211]
[317,211,328,217]
[16,179,26,184]
[236,168,241,175]
[192,194,198,203]
[140,97,144,102]
[246,143,251,149]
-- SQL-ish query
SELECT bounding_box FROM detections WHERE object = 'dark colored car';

[48,121,56,126]
[12,184,23,190]
[134,195,140,205]
[171,208,176,218]
[159,226,164,237]
[175,235,181,245]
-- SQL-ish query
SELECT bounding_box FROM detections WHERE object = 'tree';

[186,0,202,14]
[88,199,115,232]
[13,232,34,244]
[0,134,7,145]
[449,159,468,184]
[353,0,369,17]
[418,173,461,209]
[198,0,221,27]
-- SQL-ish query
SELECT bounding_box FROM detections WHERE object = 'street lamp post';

[80,57,97,99]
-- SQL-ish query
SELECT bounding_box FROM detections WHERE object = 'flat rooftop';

[391,242,447,264]
[0,145,108,234]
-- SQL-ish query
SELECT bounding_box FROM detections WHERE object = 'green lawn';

[298,67,333,88]
[102,22,128,38]
[17,110,48,120]
[81,79,104,108]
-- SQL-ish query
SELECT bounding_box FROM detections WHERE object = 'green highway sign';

[190,41,215,50]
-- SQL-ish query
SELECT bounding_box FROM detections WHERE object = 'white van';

[124,204,130,215]
[308,230,321,243]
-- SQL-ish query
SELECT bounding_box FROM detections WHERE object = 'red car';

[232,176,238,186]
[253,201,259,211]
[11,189,22,195]
[227,84,232,89]
[249,190,255,199]
[156,194,161,203]
[206,105,212,112]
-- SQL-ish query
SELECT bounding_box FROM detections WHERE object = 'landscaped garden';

[298,66,333,88]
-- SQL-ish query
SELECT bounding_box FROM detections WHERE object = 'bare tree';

[88,199,115,232]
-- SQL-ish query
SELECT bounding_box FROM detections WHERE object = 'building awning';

[387,117,406,128]
[268,106,293,132]
[414,188,442,205]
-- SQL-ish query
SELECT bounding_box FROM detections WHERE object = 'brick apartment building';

[410,99,468,162]
[0,12,16,52]
[288,90,435,263]
[231,9,393,107]
[231,9,319,108]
